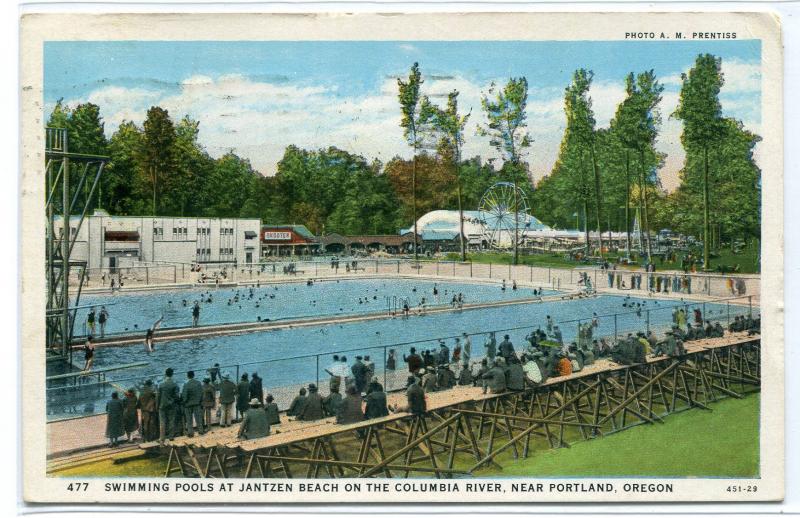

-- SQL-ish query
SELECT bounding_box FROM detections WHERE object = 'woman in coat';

[106,392,125,447]
[122,388,139,442]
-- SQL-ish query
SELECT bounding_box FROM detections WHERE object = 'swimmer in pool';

[144,315,164,353]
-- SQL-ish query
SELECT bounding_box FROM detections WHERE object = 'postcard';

[20,10,783,504]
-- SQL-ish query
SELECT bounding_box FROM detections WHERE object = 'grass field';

[52,392,759,478]
[478,392,759,477]
[443,247,760,274]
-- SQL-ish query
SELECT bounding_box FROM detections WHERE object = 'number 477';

[67,483,89,491]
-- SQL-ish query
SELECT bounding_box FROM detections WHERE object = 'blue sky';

[45,40,762,189]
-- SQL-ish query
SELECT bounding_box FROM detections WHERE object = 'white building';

[54,211,261,269]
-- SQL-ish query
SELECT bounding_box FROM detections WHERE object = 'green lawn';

[479,392,760,478]
[52,393,759,479]
[443,247,760,274]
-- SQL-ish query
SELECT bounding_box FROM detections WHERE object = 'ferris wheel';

[478,182,531,249]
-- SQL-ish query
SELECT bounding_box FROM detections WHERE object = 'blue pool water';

[74,278,552,337]
[94,295,746,384]
[49,293,754,420]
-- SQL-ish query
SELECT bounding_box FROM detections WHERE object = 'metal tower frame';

[45,127,109,359]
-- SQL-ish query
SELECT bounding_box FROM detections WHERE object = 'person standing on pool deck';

[182,371,204,437]
[138,380,158,441]
[81,336,95,372]
[192,301,201,327]
[105,392,124,447]
[236,374,250,421]
[484,332,497,361]
[249,372,263,403]
[207,363,220,386]
[403,347,423,376]
[462,333,472,366]
[87,308,96,335]
[218,375,236,427]
[546,315,553,334]
[201,378,216,429]
[157,368,180,444]
[98,306,109,338]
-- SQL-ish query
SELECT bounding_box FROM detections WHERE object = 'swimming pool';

[73,278,553,336]
[48,293,754,420]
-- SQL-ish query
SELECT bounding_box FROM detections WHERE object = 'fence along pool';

[47,293,755,421]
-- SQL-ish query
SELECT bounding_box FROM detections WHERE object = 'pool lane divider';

[72,291,589,349]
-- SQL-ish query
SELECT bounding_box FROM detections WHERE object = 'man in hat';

[207,363,220,386]
[481,358,507,394]
[363,355,375,384]
[336,386,364,425]
[236,373,250,421]
[323,385,343,417]
[218,374,236,427]
[263,394,281,426]
[436,363,456,390]
[351,356,368,394]
[457,363,473,386]
[201,378,216,429]
[157,368,180,444]
[249,372,263,404]
[437,341,450,366]
[325,355,345,393]
[298,384,324,421]
[390,376,427,416]
[461,333,472,366]
[476,358,491,391]
[484,332,497,362]
[138,379,158,441]
[366,376,383,395]
[421,367,438,393]
[505,357,526,391]
[364,381,389,419]
[287,387,307,417]
[181,370,204,437]
[238,398,270,440]
[499,334,516,364]
[403,347,423,375]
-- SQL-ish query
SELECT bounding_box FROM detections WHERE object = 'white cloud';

[62,66,759,193]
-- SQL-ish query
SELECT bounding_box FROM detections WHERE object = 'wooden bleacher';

[140,332,760,479]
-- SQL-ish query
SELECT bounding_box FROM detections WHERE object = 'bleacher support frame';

[153,336,760,479]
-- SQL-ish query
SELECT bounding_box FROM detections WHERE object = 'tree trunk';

[513,177,519,265]
[703,145,710,271]
[583,199,590,257]
[412,150,418,261]
[457,168,466,262]
[639,149,652,262]
[152,166,157,216]
[625,150,631,257]
[590,144,604,258]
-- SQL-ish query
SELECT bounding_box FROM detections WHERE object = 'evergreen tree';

[139,106,177,215]
[478,77,532,263]
[672,54,726,270]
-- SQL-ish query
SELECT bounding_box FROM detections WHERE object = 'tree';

[397,63,431,260]
[672,54,726,270]
[478,77,532,264]
[139,107,177,215]
[609,71,664,259]
[105,121,143,215]
[427,91,471,260]
[563,70,606,256]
